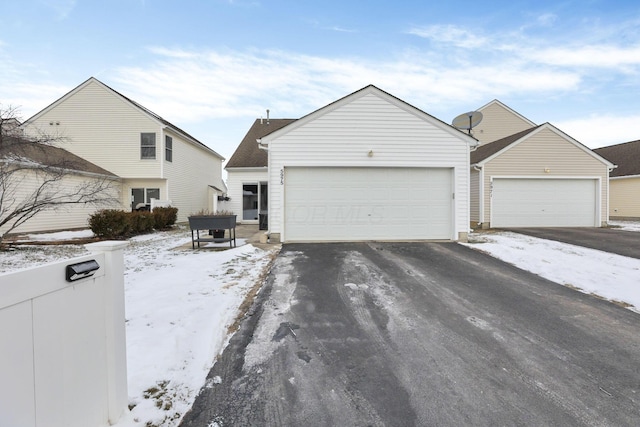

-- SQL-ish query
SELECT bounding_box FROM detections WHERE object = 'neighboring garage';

[470,123,614,228]
[259,85,478,243]
[491,178,597,227]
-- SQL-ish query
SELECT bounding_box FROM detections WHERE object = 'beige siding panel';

[1,171,121,236]
[482,128,609,225]
[268,92,470,240]
[225,169,268,222]
[24,79,226,225]
[161,130,225,222]
[610,177,640,219]
[474,102,534,144]
[26,80,162,178]
[470,168,480,223]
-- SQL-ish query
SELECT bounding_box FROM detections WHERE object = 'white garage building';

[259,85,478,243]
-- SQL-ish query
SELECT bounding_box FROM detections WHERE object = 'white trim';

[478,167,485,224]
[489,176,602,227]
[225,166,268,172]
[611,174,640,180]
[260,85,478,148]
[476,99,537,127]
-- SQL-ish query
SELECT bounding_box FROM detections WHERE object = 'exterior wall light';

[66,260,100,282]
[368,150,374,157]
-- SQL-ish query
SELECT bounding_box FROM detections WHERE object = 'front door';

[242,182,268,221]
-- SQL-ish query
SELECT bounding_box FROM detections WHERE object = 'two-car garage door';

[284,167,453,241]
[492,178,598,227]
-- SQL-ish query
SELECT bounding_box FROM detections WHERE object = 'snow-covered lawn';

[1,221,638,426]
[0,226,278,427]
[464,222,640,313]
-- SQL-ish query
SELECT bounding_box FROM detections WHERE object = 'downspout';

[472,164,483,228]
[605,164,617,226]
[257,137,270,241]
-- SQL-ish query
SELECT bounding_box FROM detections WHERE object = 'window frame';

[165,135,173,162]
[140,133,156,160]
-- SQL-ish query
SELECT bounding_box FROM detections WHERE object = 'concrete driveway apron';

[505,227,640,259]
[181,242,640,427]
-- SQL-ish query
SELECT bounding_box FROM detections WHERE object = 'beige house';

[594,140,640,219]
[23,77,226,223]
[472,99,537,144]
[471,123,614,228]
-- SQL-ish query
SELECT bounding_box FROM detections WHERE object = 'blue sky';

[2,0,640,160]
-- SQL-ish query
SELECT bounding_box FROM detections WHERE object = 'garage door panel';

[284,167,452,241]
[492,178,596,227]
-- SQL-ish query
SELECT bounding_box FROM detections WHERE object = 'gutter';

[257,138,269,151]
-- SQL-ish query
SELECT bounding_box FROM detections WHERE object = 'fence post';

[85,241,129,424]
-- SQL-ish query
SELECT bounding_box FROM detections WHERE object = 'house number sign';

[280,169,284,185]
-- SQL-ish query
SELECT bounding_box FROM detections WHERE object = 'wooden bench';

[188,215,237,249]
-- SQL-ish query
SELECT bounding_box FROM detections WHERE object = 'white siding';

[225,169,268,222]
[266,89,472,241]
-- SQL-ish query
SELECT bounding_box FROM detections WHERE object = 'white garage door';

[492,178,597,227]
[284,167,453,241]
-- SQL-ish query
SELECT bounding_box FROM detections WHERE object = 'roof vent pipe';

[266,109,270,125]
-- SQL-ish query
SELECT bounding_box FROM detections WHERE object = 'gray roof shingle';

[1,136,119,177]
[225,118,296,168]
[593,140,640,177]
[470,125,540,164]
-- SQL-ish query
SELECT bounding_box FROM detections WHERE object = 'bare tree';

[0,105,120,247]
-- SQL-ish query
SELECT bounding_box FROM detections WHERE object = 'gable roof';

[476,99,537,127]
[259,84,479,146]
[471,123,614,168]
[594,140,640,177]
[24,77,224,160]
[226,118,296,169]
[471,126,540,164]
[1,136,118,178]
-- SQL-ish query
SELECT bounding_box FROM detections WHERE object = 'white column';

[85,241,129,424]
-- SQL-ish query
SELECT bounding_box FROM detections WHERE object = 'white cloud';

[110,46,581,127]
[528,44,640,69]
[555,114,640,148]
[406,24,488,49]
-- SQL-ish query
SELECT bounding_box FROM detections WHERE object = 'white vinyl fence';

[0,241,129,427]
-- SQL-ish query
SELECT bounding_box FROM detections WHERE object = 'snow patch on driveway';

[464,231,640,312]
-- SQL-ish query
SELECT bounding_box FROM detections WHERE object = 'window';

[165,135,173,162]
[141,133,156,159]
[131,188,160,210]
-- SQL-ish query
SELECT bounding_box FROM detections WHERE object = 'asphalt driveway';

[181,242,640,426]
[505,227,640,259]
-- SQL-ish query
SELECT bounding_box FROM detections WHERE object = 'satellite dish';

[452,111,483,135]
